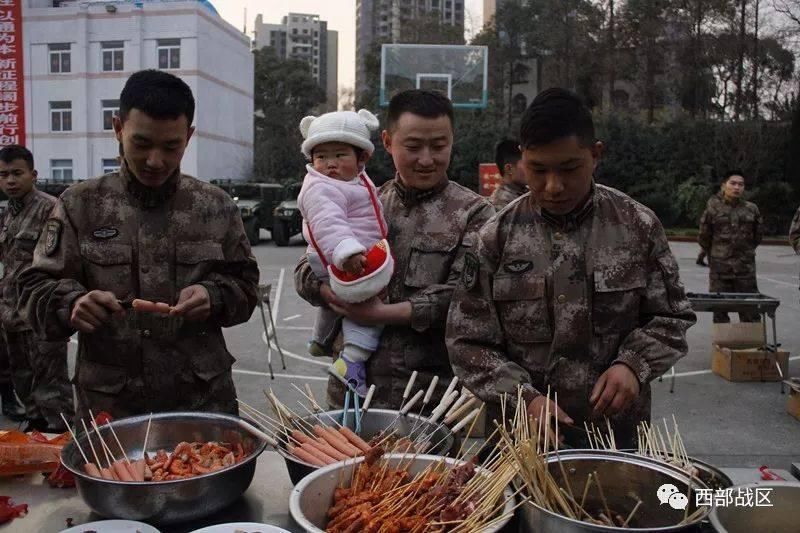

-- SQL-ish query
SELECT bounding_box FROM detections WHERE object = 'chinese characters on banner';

[0,0,23,147]
[478,163,501,197]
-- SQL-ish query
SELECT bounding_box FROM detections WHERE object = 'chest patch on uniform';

[503,259,532,274]
[92,227,119,240]
[44,219,63,256]
[462,252,479,291]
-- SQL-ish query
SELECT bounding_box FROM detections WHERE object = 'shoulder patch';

[503,259,533,274]
[462,252,479,291]
[44,219,63,256]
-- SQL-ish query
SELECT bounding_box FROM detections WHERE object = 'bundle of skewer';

[321,401,520,532]
[493,387,708,529]
[583,416,699,478]
[237,376,484,468]
[61,412,152,482]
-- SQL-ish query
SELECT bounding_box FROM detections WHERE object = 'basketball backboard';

[380,44,489,108]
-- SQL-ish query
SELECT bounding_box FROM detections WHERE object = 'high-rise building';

[20,0,254,182]
[253,13,338,111]
[356,0,465,91]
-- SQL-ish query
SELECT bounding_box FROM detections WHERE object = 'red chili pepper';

[46,463,76,489]
[0,496,28,524]
[93,411,113,426]
[759,465,785,481]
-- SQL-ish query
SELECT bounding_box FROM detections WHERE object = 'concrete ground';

[3,234,799,472]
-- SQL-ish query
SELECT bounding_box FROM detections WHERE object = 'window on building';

[292,16,298,22]
[51,159,73,182]
[157,38,181,70]
[101,41,124,72]
[302,28,308,34]
[292,28,298,34]
[101,99,120,131]
[49,101,72,132]
[48,43,71,74]
[102,158,120,174]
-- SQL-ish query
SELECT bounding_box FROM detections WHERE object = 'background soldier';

[295,90,494,409]
[698,171,762,323]
[0,145,72,432]
[0,337,25,420]
[447,89,695,448]
[18,71,258,420]
[488,139,527,210]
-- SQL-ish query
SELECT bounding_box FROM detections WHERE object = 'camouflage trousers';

[2,329,73,428]
[0,333,10,386]
[709,276,761,323]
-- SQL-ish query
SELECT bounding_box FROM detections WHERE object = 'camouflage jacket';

[698,193,762,280]
[488,181,528,211]
[18,163,259,417]
[295,176,495,409]
[0,189,56,331]
[446,184,695,447]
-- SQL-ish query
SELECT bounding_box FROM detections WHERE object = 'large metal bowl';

[60,411,268,525]
[518,450,711,532]
[289,453,515,532]
[710,481,800,533]
[276,408,455,485]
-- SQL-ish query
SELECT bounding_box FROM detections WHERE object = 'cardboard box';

[711,344,789,382]
[787,380,800,421]
[712,322,765,349]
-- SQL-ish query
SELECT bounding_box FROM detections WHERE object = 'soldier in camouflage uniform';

[18,71,258,420]
[698,172,762,323]
[295,90,494,409]
[0,145,72,431]
[446,89,695,448]
[488,139,527,210]
[790,206,800,289]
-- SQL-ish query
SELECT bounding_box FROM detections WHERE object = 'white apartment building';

[356,0,465,91]
[22,0,254,182]
[253,12,338,111]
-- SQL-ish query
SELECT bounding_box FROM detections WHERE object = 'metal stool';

[257,283,286,379]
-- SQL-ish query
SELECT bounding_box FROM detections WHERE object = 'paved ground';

[3,232,799,471]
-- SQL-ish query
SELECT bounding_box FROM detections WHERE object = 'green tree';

[252,48,326,182]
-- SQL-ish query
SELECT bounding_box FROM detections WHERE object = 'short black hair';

[0,144,34,170]
[387,89,454,131]
[519,88,594,149]
[495,139,521,173]
[722,170,745,184]
[119,69,195,126]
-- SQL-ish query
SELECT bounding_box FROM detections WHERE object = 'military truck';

[212,180,303,246]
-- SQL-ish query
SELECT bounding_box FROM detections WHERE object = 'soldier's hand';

[70,291,124,333]
[319,283,344,309]
[171,285,211,321]
[527,395,573,445]
[342,253,367,276]
[590,364,641,417]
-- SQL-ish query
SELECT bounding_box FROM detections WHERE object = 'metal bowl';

[289,453,514,532]
[276,408,455,485]
[710,481,800,533]
[518,450,711,532]
[60,411,268,525]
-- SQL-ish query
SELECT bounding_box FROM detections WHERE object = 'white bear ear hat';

[300,109,380,159]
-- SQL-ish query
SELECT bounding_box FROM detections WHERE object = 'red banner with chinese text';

[479,163,501,197]
[0,0,23,147]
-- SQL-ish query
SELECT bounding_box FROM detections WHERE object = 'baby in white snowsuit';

[297,109,393,397]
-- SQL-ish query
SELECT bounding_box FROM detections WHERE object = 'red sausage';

[314,438,348,461]
[300,442,336,465]
[132,299,159,313]
[313,427,359,457]
[288,444,325,467]
[338,427,371,453]
[83,462,102,478]
[153,302,172,314]
[113,460,134,482]
[99,467,115,480]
